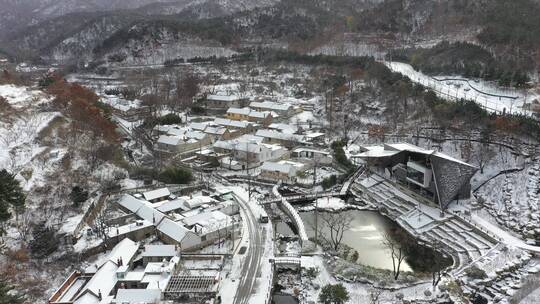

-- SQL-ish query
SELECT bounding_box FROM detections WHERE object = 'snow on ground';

[296,166,340,185]
[0,84,50,108]
[101,95,142,112]
[300,255,438,303]
[314,197,347,211]
[385,61,538,117]
[0,85,63,189]
[521,285,540,304]
[119,178,145,190]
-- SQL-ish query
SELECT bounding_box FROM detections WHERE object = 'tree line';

[387,41,530,88]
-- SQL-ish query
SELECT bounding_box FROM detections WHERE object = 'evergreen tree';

[158,167,193,184]
[70,186,89,207]
[319,284,350,304]
[0,279,24,304]
[0,169,25,226]
[350,250,359,263]
[29,221,59,259]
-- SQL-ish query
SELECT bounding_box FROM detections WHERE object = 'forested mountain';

[2,0,539,72]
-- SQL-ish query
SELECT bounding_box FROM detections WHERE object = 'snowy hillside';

[0,85,61,190]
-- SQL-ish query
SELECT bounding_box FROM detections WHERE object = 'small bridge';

[272,256,301,268]
[259,191,342,205]
[340,165,366,196]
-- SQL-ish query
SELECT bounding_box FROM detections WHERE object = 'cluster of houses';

[50,187,239,304]
[151,95,331,184]
[105,187,239,251]
[49,238,223,304]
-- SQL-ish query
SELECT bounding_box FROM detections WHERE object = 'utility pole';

[199,142,203,184]
[313,159,319,244]
[246,142,252,201]
[230,215,235,253]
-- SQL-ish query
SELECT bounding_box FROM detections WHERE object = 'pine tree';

[70,186,89,207]
[29,221,59,259]
[0,169,26,225]
[319,284,350,304]
[0,279,24,304]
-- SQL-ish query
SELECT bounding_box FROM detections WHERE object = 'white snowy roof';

[156,199,189,213]
[141,245,177,257]
[213,140,266,154]
[165,127,188,137]
[115,289,161,304]
[432,151,477,168]
[261,160,304,174]
[292,147,330,155]
[184,195,216,209]
[359,143,477,168]
[227,107,251,115]
[135,204,166,225]
[304,132,325,138]
[356,145,400,158]
[214,118,252,129]
[76,239,139,303]
[207,94,240,102]
[190,122,210,131]
[250,101,292,111]
[181,210,229,228]
[251,111,271,119]
[237,134,264,144]
[118,195,145,213]
[157,218,193,243]
[108,220,153,238]
[255,129,304,142]
[203,126,227,135]
[107,238,140,265]
[157,135,182,146]
[143,188,171,201]
[268,123,298,134]
[385,143,435,155]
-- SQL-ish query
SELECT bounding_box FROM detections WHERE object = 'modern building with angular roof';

[355,142,478,209]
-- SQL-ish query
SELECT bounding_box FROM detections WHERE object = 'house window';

[407,166,424,185]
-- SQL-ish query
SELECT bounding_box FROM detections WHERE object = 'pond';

[277,210,452,273]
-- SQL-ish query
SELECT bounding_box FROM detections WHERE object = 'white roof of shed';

[207,94,240,102]
[250,101,291,111]
[141,245,177,257]
[157,135,182,146]
[143,188,171,201]
[115,289,161,304]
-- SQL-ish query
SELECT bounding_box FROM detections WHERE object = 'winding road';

[233,194,263,304]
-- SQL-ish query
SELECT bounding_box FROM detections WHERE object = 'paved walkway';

[471,214,540,253]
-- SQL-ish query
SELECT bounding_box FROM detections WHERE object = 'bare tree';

[382,231,408,280]
[316,212,353,251]
[473,143,496,174]
[15,210,33,243]
[92,209,111,246]
[368,288,383,304]
[429,241,447,288]
[174,72,200,112]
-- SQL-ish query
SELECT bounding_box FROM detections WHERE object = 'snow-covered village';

[1,1,540,304]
